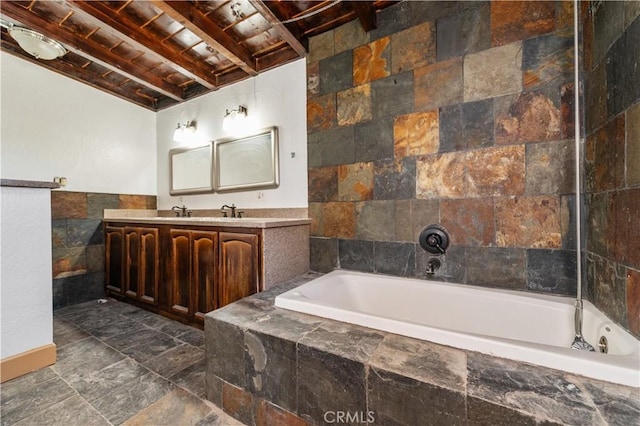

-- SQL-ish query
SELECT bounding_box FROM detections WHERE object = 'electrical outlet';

[53,177,68,187]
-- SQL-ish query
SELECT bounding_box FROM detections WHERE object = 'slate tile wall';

[51,191,156,309]
[307,2,581,298]
[584,2,640,338]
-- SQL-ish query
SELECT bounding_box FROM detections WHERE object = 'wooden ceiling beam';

[154,1,258,77]
[256,45,300,72]
[249,0,307,57]
[351,2,378,32]
[303,13,356,38]
[260,1,309,46]
[67,1,217,90]
[1,2,185,101]
[1,34,158,110]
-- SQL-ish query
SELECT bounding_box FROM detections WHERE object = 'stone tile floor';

[1,299,243,426]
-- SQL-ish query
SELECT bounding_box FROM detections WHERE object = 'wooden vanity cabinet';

[169,229,218,324]
[124,227,159,305]
[105,226,125,294]
[219,232,260,308]
[105,225,159,305]
[105,222,262,326]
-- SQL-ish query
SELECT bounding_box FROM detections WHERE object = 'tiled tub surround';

[275,270,640,388]
[306,0,639,340]
[307,0,580,293]
[52,191,157,309]
[205,275,640,426]
[583,2,640,336]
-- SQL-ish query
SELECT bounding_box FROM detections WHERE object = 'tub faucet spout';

[426,258,441,275]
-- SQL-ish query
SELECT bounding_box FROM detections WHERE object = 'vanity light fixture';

[222,105,248,133]
[173,120,197,143]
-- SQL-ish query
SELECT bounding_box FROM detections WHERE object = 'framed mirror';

[169,142,214,195]
[214,126,279,192]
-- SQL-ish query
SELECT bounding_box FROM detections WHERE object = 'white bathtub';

[275,270,640,388]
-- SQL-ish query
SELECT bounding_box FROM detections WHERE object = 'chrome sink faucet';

[172,205,191,217]
[221,204,243,218]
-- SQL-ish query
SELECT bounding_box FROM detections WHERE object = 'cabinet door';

[192,231,217,323]
[123,227,159,304]
[124,227,140,298]
[218,232,259,308]
[139,227,159,304]
[105,226,125,294]
[169,230,191,317]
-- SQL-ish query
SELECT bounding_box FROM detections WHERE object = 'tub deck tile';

[368,367,467,426]
[297,344,368,423]
[206,319,247,389]
[242,306,324,343]
[245,330,298,412]
[466,396,547,426]
[580,378,640,426]
[369,334,467,392]
[467,353,602,425]
[298,320,386,364]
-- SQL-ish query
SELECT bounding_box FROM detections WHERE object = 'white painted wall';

[0,52,157,195]
[1,53,306,204]
[1,186,54,359]
[156,58,308,210]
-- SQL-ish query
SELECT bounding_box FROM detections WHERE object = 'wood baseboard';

[1,343,56,383]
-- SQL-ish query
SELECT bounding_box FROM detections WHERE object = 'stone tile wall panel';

[353,38,390,86]
[373,158,416,200]
[338,162,374,201]
[51,191,156,310]
[494,91,561,145]
[394,110,439,158]
[391,21,436,74]
[306,0,639,338]
[439,99,494,152]
[336,84,371,126]
[307,94,336,132]
[463,42,523,102]
[436,2,490,61]
[490,1,556,47]
[319,50,352,95]
[338,239,374,272]
[523,33,573,89]
[353,117,395,162]
[414,58,463,111]
[308,166,338,203]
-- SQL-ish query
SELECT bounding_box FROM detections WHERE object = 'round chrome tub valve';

[419,224,450,255]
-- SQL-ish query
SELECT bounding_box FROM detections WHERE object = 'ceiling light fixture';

[7,26,67,60]
[173,120,197,143]
[222,106,248,133]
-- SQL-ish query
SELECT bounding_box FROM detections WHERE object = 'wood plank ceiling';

[0,1,396,111]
